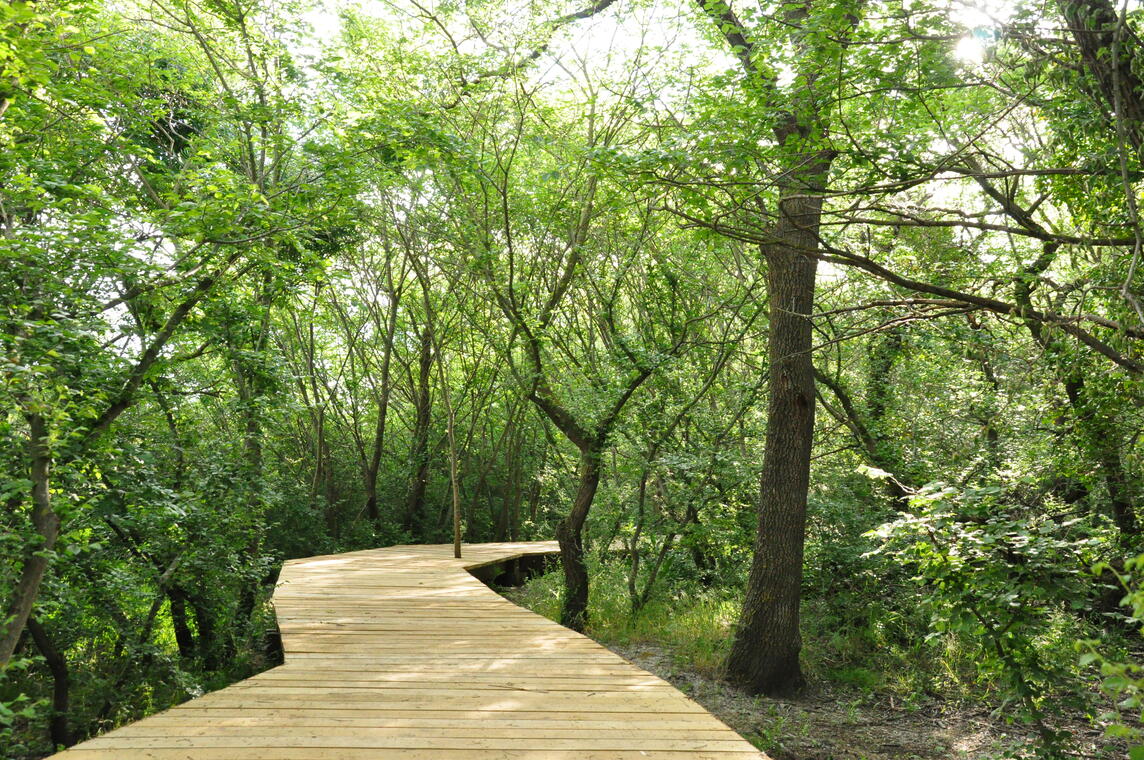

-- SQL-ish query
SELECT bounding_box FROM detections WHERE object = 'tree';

[1,0,343,667]
[684,0,854,695]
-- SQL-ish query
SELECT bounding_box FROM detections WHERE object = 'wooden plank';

[245,674,671,688]
[52,541,767,760]
[64,736,756,750]
[59,750,763,759]
[105,726,747,741]
[179,695,710,713]
[110,720,732,735]
[112,708,729,725]
[254,663,647,673]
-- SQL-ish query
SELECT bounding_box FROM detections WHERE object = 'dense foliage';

[3,0,1144,757]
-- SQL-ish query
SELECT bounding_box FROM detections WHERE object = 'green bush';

[1082,554,1144,759]
[867,484,1112,754]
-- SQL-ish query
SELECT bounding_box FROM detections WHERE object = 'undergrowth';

[505,552,1132,757]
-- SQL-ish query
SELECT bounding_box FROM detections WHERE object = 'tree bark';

[1059,0,1144,151]
[364,288,399,522]
[26,617,73,749]
[1063,377,1139,536]
[191,598,220,670]
[814,366,911,500]
[726,185,824,696]
[692,0,847,696]
[0,414,59,667]
[405,327,433,536]
[555,450,602,631]
[1010,244,1138,536]
[167,586,196,660]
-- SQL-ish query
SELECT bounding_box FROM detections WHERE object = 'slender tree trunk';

[866,329,906,479]
[405,328,433,536]
[627,467,652,612]
[495,422,521,542]
[976,350,1002,472]
[555,449,602,631]
[636,533,677,614]
[0,414,58,667]
[435,352,463,558]
[814,367,911,500]
[726,184,823,696]
[315,410,339,537]
[26,617,73,749]
[509,434,530,541]
[364,297,399,522]
[527,441,546,526]
[1104,448,1137,535]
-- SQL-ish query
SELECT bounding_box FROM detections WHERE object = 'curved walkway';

[54,541,767,759]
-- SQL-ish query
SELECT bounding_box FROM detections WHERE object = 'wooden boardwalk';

[54,541,767,759]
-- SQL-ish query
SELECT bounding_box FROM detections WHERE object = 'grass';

[504,557,1130,759]
[509,557,1118,707]
[507,560,737,676]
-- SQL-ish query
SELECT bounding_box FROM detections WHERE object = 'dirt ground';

[609,643,1120,760]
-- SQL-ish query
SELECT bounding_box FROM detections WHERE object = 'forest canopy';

[3,0,1144,757]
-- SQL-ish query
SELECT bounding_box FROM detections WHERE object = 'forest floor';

[607,642,1118,760]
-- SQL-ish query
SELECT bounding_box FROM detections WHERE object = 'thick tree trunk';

[1060,0,1144,151]
[191,598,220,670]
[555,450,602,632]
[167,587,196,660]
[726,187,823,696]
[0,414,59,667]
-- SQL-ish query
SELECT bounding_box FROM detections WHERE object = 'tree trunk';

[316,412,339,538]
[26,617,73,749]
[0,414,58,667]
[495,424,521,542]
[1059,0,1144,151]
[1011,243,1137,534]
[405,328,433,536]
[167,587,196,660]
[726,186,823,696]
[437,354,462,558]
[1104,446,1138,536]
[191,598,220,670]
[555,450,602,632]
[977,350,1002,472]
[1064,377,1139,536]
[364,284,400,522]
[866,329,906,482]
[814,366,911,500]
